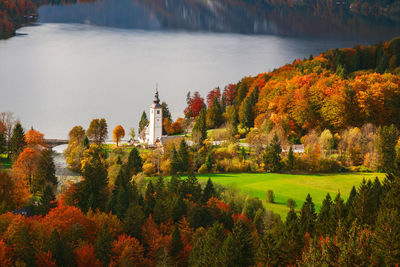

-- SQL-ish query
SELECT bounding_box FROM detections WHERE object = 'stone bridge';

[45,139,69,149]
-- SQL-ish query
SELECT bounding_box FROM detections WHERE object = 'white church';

[138,89,163,146]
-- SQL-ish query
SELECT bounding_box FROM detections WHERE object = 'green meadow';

[195,172,385,218]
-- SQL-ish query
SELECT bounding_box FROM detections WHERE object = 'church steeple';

[152,85,162,108]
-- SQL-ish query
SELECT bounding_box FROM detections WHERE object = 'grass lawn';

[194,172,385,219]
[0,154,12,169]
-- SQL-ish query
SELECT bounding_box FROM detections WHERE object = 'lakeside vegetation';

[0,36,400,265]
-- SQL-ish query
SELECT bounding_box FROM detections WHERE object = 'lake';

[1,0,399,139]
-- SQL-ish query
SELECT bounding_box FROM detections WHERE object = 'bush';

[143,162,156,176]
[286,198,297,209]
[266,190,274,203]
[197,164,208,174]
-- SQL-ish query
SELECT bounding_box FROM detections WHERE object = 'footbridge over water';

[45,139,69,149]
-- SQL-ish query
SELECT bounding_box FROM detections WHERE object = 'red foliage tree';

[75,243,102,267]
[184,92,206,118]
[222,84,236,106]
[35,251,57,267]
[207,87,221,107]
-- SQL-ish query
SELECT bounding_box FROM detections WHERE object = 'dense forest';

[0,121,400,266]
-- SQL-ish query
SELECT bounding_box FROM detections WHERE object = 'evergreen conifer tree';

[193,109,207,145]
[171,224,183,259]
[178,138,189,172]
[262,133,282,172]
[123,204,145,240]
[138,111,148,134]
[316,193,334,235]
[126,147,143,177]
[299,194,317,236]
[201,178,215,204]
[9,122,26,161]
[94,223,112,266]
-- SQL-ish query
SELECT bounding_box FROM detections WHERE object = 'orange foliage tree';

[110,234,146,266]
[12,147,40,190]
[25,128,46,148]
[112,125,125,147]
[42,202,96,241]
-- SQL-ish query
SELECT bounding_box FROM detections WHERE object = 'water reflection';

[37,0,400,41]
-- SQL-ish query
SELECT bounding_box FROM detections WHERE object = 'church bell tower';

[148,88,163,145]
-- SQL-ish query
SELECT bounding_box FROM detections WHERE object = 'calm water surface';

[0,1,399,138]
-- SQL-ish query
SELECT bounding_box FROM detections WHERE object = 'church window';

[157,110,160,114]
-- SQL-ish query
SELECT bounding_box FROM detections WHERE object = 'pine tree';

[206,99,224,129]
[171,223,183,260]
[189,223,226,266]
[349,179,374,226]
[34,149,58,195]
[239,86,259,128]
[205,153,213,172]
[123,204,145,240]
[281,209,303,264]
[373,208,400,265]
[74,147,108,212]
[299,194,317,236]
[201,178,215,204]
[377,125,398,172]
[287,145,295,170]
[181,174,202,202]
[178,138,189,172]
[126,147,143,177]
[138,111,148,134]
[144,181,155,215]
[193,108,207,145]
[172,196,187,222]
[316,193,334,236]
[256,233,281,266]
[262,133,282,172]
[222,219,255,266]
[9,122,26,161]
[330,193,346,231]
[37,185,56,215]
[94,223,112,266]
[170,146,180,175]
[47,229,74,267]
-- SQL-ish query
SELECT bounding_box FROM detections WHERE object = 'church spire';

[152,84,162,108]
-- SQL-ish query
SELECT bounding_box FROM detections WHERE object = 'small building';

[139,89,163,146]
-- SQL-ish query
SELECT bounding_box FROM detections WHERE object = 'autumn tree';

[184,91,206,118]
[25,128,46,148]
[87,118,108,145]
[222,84,236,106]
[13,147,40,191]
[65,126,86,172]
[0,127,6,155]
[112,125,125,147]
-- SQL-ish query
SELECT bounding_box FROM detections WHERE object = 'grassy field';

[194,172,385,218]
[0,154,11,169]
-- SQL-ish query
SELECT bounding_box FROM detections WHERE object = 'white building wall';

[148,107,162,145]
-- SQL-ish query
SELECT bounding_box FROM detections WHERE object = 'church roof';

[151,89,162,108]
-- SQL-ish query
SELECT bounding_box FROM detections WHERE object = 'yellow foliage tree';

[113,125,125,147]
